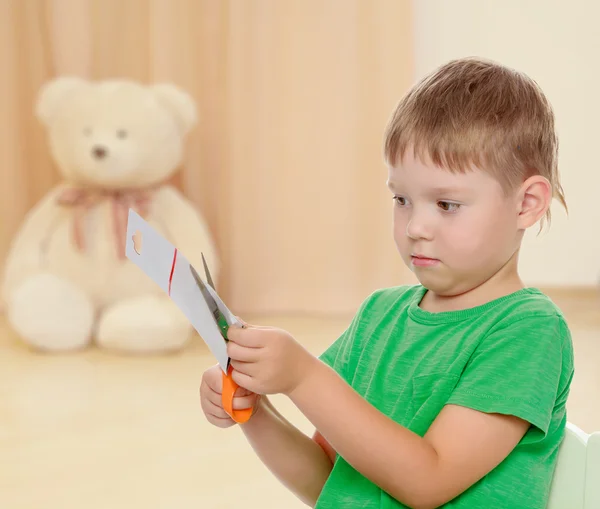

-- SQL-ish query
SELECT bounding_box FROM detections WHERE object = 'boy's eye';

[438,201,460,212]
[393,196,407,206]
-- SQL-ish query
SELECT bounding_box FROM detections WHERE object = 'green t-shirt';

[316,285,574,509]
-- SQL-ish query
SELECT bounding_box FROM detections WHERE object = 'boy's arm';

[240,395,334,507]
[291,361,530,509]
[312,430,337,464]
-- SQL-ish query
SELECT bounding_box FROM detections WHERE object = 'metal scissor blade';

[193,255,241,329]
[201,253,215,290]
[189,264,220,320]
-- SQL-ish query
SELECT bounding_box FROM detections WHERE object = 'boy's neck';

[419,252,525,313]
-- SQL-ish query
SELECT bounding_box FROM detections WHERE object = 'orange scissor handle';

[222,364,254,423]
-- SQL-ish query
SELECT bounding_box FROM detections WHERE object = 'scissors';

[190,254,254,424]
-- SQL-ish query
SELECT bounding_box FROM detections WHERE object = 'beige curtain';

[0,0,415,316]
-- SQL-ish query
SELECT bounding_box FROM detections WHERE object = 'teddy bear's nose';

[92,146,108,159]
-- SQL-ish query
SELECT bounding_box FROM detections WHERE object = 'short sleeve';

[318,328,351,382]
[446,314,572,435]
[318,293,375,384]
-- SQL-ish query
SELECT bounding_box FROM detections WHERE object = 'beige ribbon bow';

[56,186,155,260]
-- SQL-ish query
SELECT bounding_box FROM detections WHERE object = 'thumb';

[233,316,270,330]
[234,386,255,397]
[234,316,254,328]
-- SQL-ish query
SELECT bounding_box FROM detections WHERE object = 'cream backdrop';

[414,0,600,288]
[0,0,415,316]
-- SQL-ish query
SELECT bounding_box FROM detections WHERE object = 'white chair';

[547,421,600,508]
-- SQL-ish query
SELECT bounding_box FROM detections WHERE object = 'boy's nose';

[405,217,433,240]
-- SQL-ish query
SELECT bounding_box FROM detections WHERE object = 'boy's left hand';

[226,322,319,396]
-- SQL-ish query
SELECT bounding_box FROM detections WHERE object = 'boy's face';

[387,151,522,296]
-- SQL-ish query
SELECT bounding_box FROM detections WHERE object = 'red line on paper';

[168,248,178,296]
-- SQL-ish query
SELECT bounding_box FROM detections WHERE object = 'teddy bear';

[1,77,219,354]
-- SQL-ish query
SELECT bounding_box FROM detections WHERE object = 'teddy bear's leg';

[95,294,192,354]
[6,273,95,351]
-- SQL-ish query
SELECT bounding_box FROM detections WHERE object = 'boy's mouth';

[410,254,440,267]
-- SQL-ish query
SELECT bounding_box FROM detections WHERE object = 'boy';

[199,57,574,509]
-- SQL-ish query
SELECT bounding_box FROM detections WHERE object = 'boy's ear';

[516,175,552,229]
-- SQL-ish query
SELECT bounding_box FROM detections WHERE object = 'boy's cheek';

[392,221,409,245]
[449,233,497,269]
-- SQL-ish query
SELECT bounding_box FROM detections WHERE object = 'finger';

[210,382,255,410]
[227,341,261,362]
[231,369,257,393]
[227,326,265,347]
[206,413,236,428]
[200,383,221,408]
[235,316,249,328]
[203,397,232,420]
[202,366,224,393]
[229,360,254,376]
[233,394,258,410]
[201,373,223,397]
[234,317,270,329]
[233,386,255,397]
[205,385,227,408]
[203,376,256,410]
[200,378,230,410]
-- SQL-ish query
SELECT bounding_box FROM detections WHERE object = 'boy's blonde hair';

[383,57,567,227]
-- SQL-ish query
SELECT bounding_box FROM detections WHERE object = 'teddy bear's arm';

[152,185,220,284]
[1,184,68,302]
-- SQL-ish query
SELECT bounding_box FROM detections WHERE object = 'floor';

[1,289,599,509]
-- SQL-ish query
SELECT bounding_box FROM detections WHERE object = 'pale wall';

[413,0,600,287]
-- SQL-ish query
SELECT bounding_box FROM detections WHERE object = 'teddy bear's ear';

[36,76,89,126]
[151,84,198,136]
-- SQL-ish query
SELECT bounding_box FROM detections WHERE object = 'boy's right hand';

[200,364,261,428]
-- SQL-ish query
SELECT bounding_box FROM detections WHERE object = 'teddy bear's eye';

[117,129,128,139]
[83,127,92,136]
